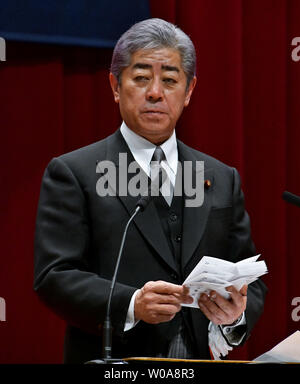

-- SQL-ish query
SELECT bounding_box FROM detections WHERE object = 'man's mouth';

[142,110,166,114]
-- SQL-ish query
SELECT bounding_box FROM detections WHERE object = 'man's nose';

[146,79,163,102]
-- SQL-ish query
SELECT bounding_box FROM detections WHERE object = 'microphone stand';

[85,200,150,364]
[85,176,158,364]
[101,205,142,364]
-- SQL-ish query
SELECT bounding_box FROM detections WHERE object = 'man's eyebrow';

[132,63,152,70]
[132,63,180,72]
[161,65,180,73]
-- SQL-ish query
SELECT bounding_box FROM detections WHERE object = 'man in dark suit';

[34,18,267,363]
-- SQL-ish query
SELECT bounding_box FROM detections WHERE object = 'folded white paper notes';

[182,254,268,308]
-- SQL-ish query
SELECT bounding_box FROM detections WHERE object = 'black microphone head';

[282,191,300,208]
[136,195,152,211]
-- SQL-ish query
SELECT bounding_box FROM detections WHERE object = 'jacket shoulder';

[177,140,234,172]
[59,134,113,165]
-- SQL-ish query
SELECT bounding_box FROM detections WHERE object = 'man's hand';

[134,281,193,324]
[198,285,247,325]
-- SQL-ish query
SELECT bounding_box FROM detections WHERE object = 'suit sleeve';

[34,157,136,336]
[228,167,267,343]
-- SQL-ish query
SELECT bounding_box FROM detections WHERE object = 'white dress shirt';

[120,121,177,186]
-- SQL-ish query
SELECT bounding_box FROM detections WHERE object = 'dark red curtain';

[1,0,300,363]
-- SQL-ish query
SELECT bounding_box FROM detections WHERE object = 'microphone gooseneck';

[92,168,164,363]
[103,205,140,360]
[102,193,154,362]
[282,191,300,208]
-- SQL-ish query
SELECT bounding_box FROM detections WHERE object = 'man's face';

[109,48,196,144]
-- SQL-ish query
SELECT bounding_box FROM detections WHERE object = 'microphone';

[282,191,300,208]
[135,194,152,212]
[102,194,154,360]
[86,184,154,364]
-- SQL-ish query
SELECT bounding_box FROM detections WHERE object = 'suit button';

[175,234,182,243]
[169,212,178,222]
[171,273,178,280]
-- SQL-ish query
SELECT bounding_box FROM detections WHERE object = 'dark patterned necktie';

[151,147,173,205]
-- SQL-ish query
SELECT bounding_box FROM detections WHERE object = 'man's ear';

[184,76,197,107]
[109,72,120,104]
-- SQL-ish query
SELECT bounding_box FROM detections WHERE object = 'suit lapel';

[105,130,177,272]
[178,141,214,269]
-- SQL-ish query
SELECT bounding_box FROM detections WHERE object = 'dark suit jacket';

[34,129,267,363]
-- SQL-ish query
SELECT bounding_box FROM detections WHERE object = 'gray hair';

[111,18,196,88]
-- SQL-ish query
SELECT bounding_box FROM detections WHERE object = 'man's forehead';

[129,48,183,70]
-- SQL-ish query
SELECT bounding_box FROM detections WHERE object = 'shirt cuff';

[219,312,246,346]
[208,322,233,359]
[124,289,140,332]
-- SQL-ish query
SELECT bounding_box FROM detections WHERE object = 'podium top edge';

[123,357,252,364]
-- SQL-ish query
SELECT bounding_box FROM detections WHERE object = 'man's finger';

[226,285,247,307]
[144,280,185,295]
[198,299,223,325]
[240,284,248,296]
[155,293,183,305]
[209,290,232,313]
[226,285,248,297]
[198,294,226,323]
[174,285,193,303]
[151,303,182,316]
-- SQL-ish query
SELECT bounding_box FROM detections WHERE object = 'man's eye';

[134,76,148,82]
[163,78,177,84]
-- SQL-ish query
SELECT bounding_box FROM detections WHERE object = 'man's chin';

[140,127,173,144]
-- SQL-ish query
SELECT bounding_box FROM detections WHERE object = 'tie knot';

[151,147,165,164]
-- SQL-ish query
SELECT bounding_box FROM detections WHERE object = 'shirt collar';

[120,121,178,177]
